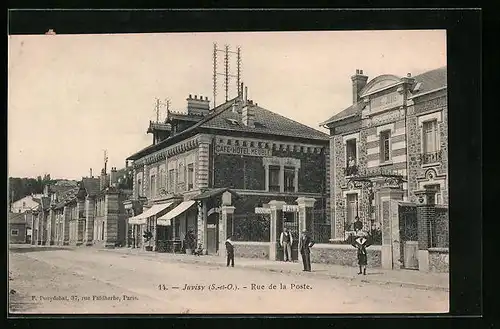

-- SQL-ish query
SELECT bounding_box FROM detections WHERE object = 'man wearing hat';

[298,230,315,272]
[351,230,372,275]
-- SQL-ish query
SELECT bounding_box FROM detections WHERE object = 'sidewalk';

[97,247,449,292]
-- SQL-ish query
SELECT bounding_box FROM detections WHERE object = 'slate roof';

[54,187,79,209]
[410,66,447,97]
[201,105,329,141]
[81,177,101,196]
[128,96,329,160]
[321,66,447,127]
[9,212,26,224]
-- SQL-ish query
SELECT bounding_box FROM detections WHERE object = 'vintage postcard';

[8,29,449,314]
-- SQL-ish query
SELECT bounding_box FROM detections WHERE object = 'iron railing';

[421,150,443,164]
[344,164,359,177]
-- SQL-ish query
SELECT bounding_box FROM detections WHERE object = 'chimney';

[351,69,368,104]
[240,82,244,97]
[100,168,107,190]
[242,100,255,128]
[244,86,248,105]
[187,94,210,116]
[110,167,118,187]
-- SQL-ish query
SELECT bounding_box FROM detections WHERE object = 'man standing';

[225,236,235,267]
[298,230,315,272]
[280,227,294,262]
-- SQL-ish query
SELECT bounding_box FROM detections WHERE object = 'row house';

[126,85,330,255]
[43,168,133,247]
[320,66,448,243]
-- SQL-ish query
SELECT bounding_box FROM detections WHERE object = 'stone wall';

[233,241,270,259]
[428,247,449,273]
[310,244,382,267]
[407,94,448,205]
[434,206,449,248]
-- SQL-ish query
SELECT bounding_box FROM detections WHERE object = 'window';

[346,139,357,176]
[269,166,281,192]
[422,120,440,164]
[284,167,295,193]
[150,174,157,198]
[187,164,194,190]
[379,130,391,162]
[168,169,175,192]
[178,163,185,183]
[137,178,142,197]
[11,229,19,236]
[425,184,442,205]
[346,194,359,230]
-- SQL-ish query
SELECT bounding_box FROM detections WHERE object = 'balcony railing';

[344,164,359,177]
[421,150,442,165]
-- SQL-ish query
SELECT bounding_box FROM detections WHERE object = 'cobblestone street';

[9,245,448,314]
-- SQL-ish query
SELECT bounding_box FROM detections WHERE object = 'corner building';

[127,88,330,255]
[321,67,448,242]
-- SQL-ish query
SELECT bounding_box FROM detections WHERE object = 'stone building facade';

[321,67,447,242]
[127,87,329,255]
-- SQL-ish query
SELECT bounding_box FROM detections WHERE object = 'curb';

[104,249,449,292]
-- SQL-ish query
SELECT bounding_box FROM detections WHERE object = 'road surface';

[9,246,448,314]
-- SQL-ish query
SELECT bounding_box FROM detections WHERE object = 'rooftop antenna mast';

[154,98,171,123]
[103,150,108,174]
[213,43,242,108]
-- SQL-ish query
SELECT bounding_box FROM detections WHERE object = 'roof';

[321,66,447,127]
[81,177,101,196]
[200,105,330,141]
[147,122,171,133]
[128,97,239,160]
[9,212,26,224]
[54,187,79,209]
[128,96,329,161]
[319,101,366,126]
[410,66,447,97]
[191,188,240,201]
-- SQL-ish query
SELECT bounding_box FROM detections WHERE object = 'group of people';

[223,216,372,275]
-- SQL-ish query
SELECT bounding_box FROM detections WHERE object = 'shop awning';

[157,200,196,226]
[128,202,173,225]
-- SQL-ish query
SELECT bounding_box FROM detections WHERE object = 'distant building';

[126,87,330,254]
[10,194,43,214]
[9,212,28,244]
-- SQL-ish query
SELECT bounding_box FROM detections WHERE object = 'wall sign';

[370,91,403,113]
[283,205,299,212]
[255,207,272,214]
[215,144,272,157]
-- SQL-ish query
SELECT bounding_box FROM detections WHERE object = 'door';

[346,193,359,232]
[206,213,218,254]
[399,205,419,269]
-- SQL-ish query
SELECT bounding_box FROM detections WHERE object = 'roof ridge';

[254,106,329,137]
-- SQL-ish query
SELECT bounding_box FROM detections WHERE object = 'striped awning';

[157,200,196,226]
[128,202,172,225]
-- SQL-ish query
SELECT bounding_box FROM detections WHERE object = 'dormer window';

[226,118,239,125]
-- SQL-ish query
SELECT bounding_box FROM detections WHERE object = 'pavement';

[8,244,449,314]
[98,246,449,292]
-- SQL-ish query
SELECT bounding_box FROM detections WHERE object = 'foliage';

[8,175,54,202]
[233,214,270,242]
[368,227,382,245]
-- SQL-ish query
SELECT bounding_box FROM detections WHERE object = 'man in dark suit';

[225,236,235,267]
[298,230,315,272]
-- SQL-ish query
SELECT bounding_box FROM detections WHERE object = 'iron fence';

[312,209,331,243]
[233,213,270,242]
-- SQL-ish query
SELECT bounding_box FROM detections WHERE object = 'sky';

[8,30,447,180]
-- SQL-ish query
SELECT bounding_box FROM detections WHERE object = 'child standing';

[225,236,235,267]
[351,231,372,275]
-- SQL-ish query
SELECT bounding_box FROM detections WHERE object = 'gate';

[399,205,419,269]
[233,212,270,242]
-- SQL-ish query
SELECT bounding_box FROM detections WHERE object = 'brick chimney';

[99,168,107,190]
[187,94,210,116]
[110,167,118,187]
[351,69,368,104]
[242,100,255,128]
